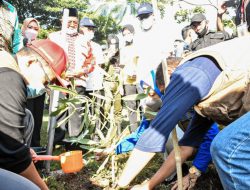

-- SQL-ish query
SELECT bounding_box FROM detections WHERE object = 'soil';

[45,154,223,190]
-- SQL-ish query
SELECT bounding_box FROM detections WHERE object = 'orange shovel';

[33,150,83,173]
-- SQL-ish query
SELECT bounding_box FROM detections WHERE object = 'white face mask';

[24,29,38,41]
[141,16,154,31]
[124,34,133,43]
[66,28,78,35]
[84,32,94,41]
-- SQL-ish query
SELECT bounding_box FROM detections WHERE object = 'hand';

[217,1,227,16]
[65,71,76,78]
[95,146,115,161]
[30,148,38,163]
[171,173,199,190]
[131,180,151,190]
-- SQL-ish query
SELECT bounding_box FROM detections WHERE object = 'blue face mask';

[27,84,46,99]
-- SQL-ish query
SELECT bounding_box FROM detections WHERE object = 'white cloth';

[134,21,173,87]
[48,31,88,87]
[120,43,138,85]
[85,41,105,91]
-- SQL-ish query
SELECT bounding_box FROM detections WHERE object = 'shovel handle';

[33,155,60,161]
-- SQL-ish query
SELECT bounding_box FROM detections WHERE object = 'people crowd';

[1,0,250,190]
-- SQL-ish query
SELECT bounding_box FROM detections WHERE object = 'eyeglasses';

[138,13,152,21]
[27,25,39,31]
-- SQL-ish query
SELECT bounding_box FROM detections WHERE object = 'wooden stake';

[162,58,183,190]
[152,0,183,189]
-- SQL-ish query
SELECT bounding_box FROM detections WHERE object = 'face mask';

[84,32,94,41]
[27,83,46,99]
[25,29,38,41]
[197,26,208,38]
[124,34,133,43]
[66,28,78,35]
[141,17,154,31]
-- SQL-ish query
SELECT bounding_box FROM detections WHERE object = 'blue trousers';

[211,112,250,190]
[0,169,39,190]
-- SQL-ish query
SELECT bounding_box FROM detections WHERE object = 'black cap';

[122,24,135,34]
[63,8,78,17]
[190,13,206,24]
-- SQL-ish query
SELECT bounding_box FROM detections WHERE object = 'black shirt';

[0,67,31,173]
[190,30,231,51]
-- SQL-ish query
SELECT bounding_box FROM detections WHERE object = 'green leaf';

[90,92,112,101]
[48,85,78,96]
[50,105,68,117]
[69,138,98,145]
[122,93,147,101]
[56,109,76,127]
[97,155,111,174]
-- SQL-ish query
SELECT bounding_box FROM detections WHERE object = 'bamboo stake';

[162,58,183,190]
[152,0,183,189]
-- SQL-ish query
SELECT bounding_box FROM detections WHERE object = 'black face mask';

[197,26,208,38]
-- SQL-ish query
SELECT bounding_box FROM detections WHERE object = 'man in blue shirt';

[117,1,250,189]
[117,56,221,189]
[115,57,220,189]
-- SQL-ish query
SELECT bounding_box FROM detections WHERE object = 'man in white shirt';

[49,8,92,141]
[79,17,105,135]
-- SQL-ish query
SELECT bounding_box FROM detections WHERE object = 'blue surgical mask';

[27,84,46,99]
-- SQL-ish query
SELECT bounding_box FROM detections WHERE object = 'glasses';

[138,13,152,21]
[27,25,39,31]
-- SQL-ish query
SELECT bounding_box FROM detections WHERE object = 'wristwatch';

[189,166,201,178]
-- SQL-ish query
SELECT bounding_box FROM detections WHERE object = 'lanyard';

[241,0,245,23]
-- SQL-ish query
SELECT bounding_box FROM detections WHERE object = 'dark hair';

[181,25,192,40]
[156,58,182,88]
[156,63,165,88]
[122,24,135,34]
[107,34,119,49]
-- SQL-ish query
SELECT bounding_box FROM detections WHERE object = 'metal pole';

[45,90,60,173]
[45,8,69,173]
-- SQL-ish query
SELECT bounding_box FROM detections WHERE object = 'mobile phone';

[224,0,238,7]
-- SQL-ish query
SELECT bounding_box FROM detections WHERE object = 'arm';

[0,70,48,189]
[192,122,220,172]
[131,146,195,190]
[217,1,227,31]
[172,122,220,190]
